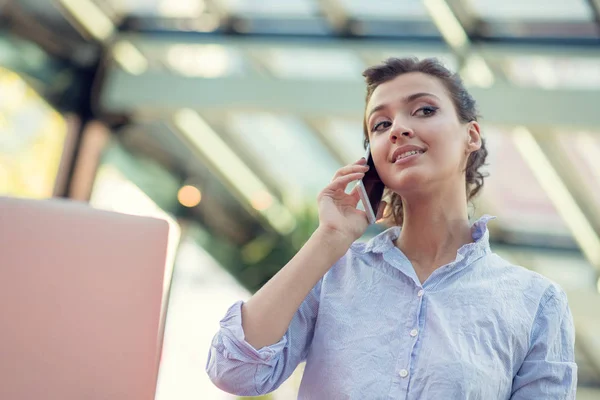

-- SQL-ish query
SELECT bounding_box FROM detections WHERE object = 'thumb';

[349,186,361,207]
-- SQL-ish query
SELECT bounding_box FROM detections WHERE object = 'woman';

[206,58,577,399]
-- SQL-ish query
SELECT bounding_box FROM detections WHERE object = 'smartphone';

[355,144,385,224]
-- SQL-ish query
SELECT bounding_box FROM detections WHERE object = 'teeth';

[395,150,423,161]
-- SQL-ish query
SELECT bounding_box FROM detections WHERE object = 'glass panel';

[479,21,598,39]
[466,0,593,21]
[469,0,597,39]
[234,17,331,35]
[162,44,245,78]
[104,0,208,17]
[260,48,365,80]
[339,0,431,20]
[226,112,342,204]
[217,0,320,16]
[480,126,570,236]
[557,131,600,210]
[0,67,67,198]
[320,118,366,164]
[104,0,163,17]
[504,56,600,90]
[338,0,440,38]
[349,19,441,38]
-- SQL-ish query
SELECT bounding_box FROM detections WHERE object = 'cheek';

[426,142,468,175]
[369,137,390,167]
[419,121,464,155]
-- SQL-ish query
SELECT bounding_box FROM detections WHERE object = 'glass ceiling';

[128,40,600,93]
[466,0,593,21]
[93,0,600,40]
[339,0,432,20]
[103,0,596,22]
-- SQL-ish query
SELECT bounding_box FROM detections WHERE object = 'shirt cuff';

[214,300,288,365]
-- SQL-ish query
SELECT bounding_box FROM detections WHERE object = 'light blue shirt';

[206,216,577,399]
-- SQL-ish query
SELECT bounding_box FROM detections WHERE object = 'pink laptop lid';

[0,196,169,400]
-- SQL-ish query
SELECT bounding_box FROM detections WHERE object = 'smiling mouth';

[393,150,425,163]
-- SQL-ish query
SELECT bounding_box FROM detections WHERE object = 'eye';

[414,106,438,117]
[372,120,392,132]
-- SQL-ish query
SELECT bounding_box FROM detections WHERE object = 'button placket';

[396,287,422,387]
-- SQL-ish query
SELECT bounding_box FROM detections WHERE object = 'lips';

[391,145,427,163]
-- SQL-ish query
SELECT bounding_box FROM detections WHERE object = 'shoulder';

[328,228,395,269]
[347,226,400,262]
[321,238,389,289]
[481,252,568,311]
[325,241,376,275]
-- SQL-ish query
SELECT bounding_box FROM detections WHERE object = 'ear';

[465,121,482,154]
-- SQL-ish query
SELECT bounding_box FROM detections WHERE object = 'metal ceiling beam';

[532,132,600,232]
[513,127,600,273]
[529,130,600,261]
[443,0,479,34]
[585,0,600,35]
[118,32,600,59]
[100,68,600,130]
[316,0,350,34]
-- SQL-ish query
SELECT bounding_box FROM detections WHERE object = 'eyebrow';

[367,92,440,120]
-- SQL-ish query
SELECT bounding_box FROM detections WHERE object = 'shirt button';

[417,290,424,297]
[399,369,409,378]
[410,329,418,337]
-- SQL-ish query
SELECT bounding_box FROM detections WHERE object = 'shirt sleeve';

[205,279,321,396]
[510,286,578,400]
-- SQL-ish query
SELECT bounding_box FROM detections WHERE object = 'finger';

[349,185,361,207]
[327,172,365,192]
[331,163,369,182]
[347,207,369,223]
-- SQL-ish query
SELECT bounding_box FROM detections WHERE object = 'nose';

[389,120,414,143]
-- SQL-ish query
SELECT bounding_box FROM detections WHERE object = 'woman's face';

[365,72,481,198]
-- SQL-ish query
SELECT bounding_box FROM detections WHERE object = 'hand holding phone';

[355,144,385,224]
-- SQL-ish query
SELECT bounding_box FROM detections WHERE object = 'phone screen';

[362,146,385,220]
[356,145,385,224]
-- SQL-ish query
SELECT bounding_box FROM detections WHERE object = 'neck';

[395,186,473,281]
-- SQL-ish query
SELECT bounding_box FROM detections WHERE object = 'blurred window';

[0,67,67,198]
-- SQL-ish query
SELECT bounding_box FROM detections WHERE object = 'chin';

[384,170,429,197]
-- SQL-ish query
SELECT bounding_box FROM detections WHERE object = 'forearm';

[241,227,352,349]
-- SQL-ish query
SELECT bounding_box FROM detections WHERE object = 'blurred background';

[2,0,600,398]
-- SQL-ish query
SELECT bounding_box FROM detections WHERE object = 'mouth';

[393,149,426,164]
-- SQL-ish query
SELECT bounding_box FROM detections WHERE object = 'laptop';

[0,196,169,400]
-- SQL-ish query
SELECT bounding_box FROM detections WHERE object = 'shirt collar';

[363,214,496,255]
